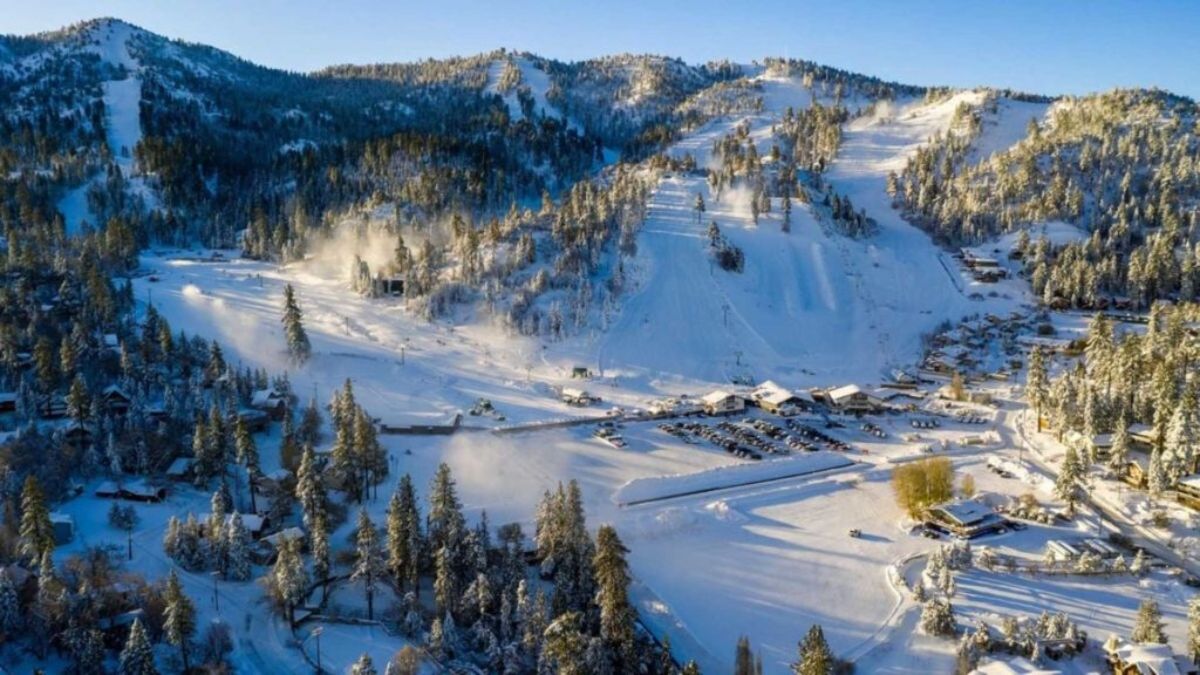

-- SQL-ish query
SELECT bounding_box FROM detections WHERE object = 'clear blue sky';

[8,0,1200,98]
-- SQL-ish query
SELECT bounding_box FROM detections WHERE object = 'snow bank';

[613,452,853,505]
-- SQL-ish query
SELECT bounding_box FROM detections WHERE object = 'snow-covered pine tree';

[281,284,312,365]
[593,525,634,666]
[225,512,252,581]
[311,513,331,602]
[295,443,326,531]
[18,475,54,562]
[793,624,834,675]
[1027,346,1049,431]
[1187,595,1200,666]
[1131,599,1167,644]
[1054,445,1085,513]
[387,473,422,594]
[0,569,21,637]
[119,618,159,675]
[268,536,309,624]
[1164,383,1199,482]
[164,569,196,671]
[920,598,956,637]
[352,509,387,620]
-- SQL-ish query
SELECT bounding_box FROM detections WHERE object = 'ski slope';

[59,20,145,234]
[597,87,1015,391]
[485,56,582,132]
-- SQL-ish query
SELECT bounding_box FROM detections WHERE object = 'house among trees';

[1064,430,1113,458]
[0,391,16,414]
[165,457,195,481]
[1175,475,1200,510]
[375,274,405,296]
[94,479,167,503]
[250,387,289,420]
[50,512,75,545]
[700,390,745,415]
[926,500,1006,538]
[236,407,271,433]
[1104,639,1185,675]
[1126,423,1156,451]
[61,420,95,450]
[100,384,132,416]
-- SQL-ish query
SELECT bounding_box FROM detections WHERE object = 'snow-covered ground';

[485,56,581,132]
[58,20,145,234]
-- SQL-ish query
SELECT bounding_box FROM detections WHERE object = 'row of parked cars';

[657,421,766,460]
[786,420,853,452]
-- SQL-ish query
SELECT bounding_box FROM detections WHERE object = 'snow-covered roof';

[970,656,1061,674]
[262,527,304,548]
[49,512,74,525]
[251,389,285,407]
[1178,474,1200,491]
[166,457,193,474]
[701,390,739,404]
[561,387,590,399]
[932,500,994,526]
[828,384,870,402]
[1109,643,1181,675]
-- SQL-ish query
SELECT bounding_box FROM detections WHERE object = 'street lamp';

[210,571,220,613]
[303,626,324,674]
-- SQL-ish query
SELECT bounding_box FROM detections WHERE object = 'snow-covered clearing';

[485,56,581,132]
[57,20,144,234]
[613,450,854,505]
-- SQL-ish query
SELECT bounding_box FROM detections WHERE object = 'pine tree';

[226,512,252,581]
[311,513,331,602]
[921,598,956,637]
[295,443,326,531]
[0,569,21,638]
[119,618,159,675]
[1132,599,1167,644]
[1054,445,1085,513]
[734,635,755,675]
[268,536,308,625]
[1027,346,1049,431]
[1164,383,1199,481]
[542,611,587,675]
[352,509,386,620]
[1187,595,1200,666]
[164,569,196,671]
[1148,448,1169,500]
[793,624,834,675]
[428,463,465,554]
[387,474,422,594]
[19,475,54,561]
[594,525,635,665]
[281,284,312,365]
[434,543,458,619]
[1109,413,1131,472]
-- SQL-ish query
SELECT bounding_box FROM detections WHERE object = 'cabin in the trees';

[1126,423,1156,451]
[236,407,271,433]
[376,275,405,297]
[1063,430,1113,459]
[50,512,75,545]
[1104,639,1184,675]
[1176,475,1200,510]
[701,390,745,416]
[1121,455,1150,489]
[100,384,132,416]
[926,500,1005,538]
[165,457,194,481]
[250,387,289,420]
[62,420,96,450]
[0,392,15,415]
[95,479,167,503]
